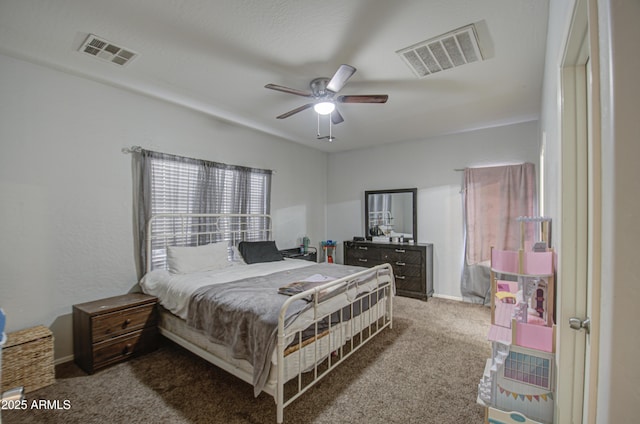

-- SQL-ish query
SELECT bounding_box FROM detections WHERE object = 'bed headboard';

[146,213,273,273]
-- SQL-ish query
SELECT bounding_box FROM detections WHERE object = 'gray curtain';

[132,148,272,279]
[460,163,536,304]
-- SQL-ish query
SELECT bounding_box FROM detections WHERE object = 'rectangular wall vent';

[78,34,137,66]
[396,24,483,78]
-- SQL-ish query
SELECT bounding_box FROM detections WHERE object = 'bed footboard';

[275,263,394,423]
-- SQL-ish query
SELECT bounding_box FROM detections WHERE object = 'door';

[557,0,601,423]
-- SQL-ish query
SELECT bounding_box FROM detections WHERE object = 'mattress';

[140,258,315,319]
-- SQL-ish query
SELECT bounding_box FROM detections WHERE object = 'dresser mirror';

[364,188,417,242]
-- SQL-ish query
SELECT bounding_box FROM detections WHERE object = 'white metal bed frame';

[145,213,394,423]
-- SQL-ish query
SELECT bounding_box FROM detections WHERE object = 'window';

[149,156,271,216]
[133,148,272,275]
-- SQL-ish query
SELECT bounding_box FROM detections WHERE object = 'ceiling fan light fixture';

[314,101,335,115]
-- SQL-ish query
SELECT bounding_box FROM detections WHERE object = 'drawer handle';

[358,258,368,263]
[395,261,406,266]
[122,319,131,329]
[358,246,368,250]
[395,249,406,253]
[396,275,406,280]
[122,343,133,355]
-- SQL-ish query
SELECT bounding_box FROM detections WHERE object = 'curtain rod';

[121,146,142,154]
[121,145,277,173]
[456,162,528,171]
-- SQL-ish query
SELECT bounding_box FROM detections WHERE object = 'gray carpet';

[3,296,491,424]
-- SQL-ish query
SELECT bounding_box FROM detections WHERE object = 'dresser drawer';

[381,248,422,264]
[391,262,422,278]
[345,244,384,261]
[92,328,158,370]
[395,275,425,296]
[349,256,387,267]
[92,303,157,343]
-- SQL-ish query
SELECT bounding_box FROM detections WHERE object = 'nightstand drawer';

[92,328,158,370]
[92,304,157,343]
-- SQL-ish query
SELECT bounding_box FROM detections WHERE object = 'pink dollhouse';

[478,217,555,424]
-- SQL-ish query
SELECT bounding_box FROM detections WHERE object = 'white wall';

[327,121,540,300]
[540,1,640,422]
[0,54,328,360]
[597,2,640,420]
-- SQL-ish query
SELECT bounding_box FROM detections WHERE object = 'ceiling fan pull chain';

[317,113,320,137]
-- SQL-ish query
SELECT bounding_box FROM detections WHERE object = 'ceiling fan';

[264,64,388,125]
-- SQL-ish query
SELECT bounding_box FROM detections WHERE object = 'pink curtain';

[462,163,536,303]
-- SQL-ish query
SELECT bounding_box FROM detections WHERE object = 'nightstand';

[280,247,317,262]
[73,293,158,374]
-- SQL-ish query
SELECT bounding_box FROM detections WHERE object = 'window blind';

[134,149,272,273]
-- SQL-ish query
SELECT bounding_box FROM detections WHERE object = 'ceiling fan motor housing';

[310,77,333,98]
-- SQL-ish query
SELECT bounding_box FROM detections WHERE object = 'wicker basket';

[1,325,55,393]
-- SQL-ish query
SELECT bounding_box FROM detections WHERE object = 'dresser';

[73,293,158,374]
[343,241,433,300]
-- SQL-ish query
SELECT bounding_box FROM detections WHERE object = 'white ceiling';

[0,0,549,153]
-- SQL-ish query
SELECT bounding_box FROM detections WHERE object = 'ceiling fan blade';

[276,103,314,119]
[331,109,344,125]
[326,64,356,93]
[337,94,389,104]
[265,83,313,97]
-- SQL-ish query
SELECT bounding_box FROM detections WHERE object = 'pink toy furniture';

[478,217,555,424]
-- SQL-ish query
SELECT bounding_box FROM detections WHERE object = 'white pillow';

[167,242,231,274]
[229,245,247,266]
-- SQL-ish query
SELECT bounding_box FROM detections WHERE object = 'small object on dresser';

[371,236,389,242]
[73,293,158,374]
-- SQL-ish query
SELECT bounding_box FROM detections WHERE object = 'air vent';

[78,34,137,66]
[396,24,483,78]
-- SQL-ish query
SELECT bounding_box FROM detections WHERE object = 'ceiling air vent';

[397,24,483,78]
[78,34,137,66]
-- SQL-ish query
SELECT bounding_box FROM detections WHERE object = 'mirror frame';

[364,188,417,242]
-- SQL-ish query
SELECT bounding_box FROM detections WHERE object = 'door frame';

[557,0,602,422]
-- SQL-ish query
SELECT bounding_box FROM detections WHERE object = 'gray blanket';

[186,262,384,396]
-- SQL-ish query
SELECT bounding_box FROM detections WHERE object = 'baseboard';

[54,354,74,366]
[432,293,464,302]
